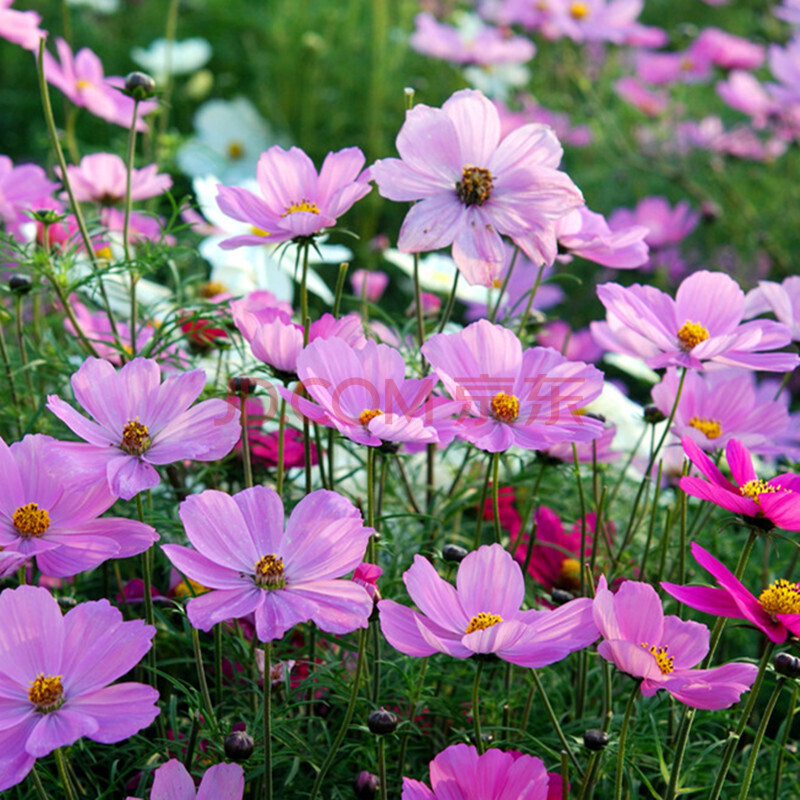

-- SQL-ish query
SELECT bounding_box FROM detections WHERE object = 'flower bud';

[442,543,468,563]
[224,729,255,762]
[367,708,398,735]
[124,71,156,101]
[774,652,800,679]
[228,376,257,395]
[9,274,32,295]
[583,729,610,751]
[643,404,666,424]
[550,588,575,606]
[353,771,379,800]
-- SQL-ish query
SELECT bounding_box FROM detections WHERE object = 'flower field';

[2,0,800,798]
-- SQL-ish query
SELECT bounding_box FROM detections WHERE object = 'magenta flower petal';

[186,587,263,632]
[285,580,374,634]
[659,662,758,710]
[26,710,98,757]
[196,762,246,800]
[377,599,462,658]
[403,555,467,633]
[150,759,196,800]
[456,545,524,620]
[66,683,159,743]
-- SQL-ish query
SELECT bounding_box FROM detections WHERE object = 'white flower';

[130,37,212,80]
[177,97,284,184]
[65,0,120,12]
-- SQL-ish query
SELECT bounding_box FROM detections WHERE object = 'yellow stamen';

[759,579,800,616]
[95,246,113,260]
[570,1,590,18]
[121,419,152,455]
[255,553,286,589]
[282,199,320,216]
[359,408,383,427]
[12,503,50,538]
[250,226,271,237]
[173,577,209,598]
[456,166,494,207]
[491,392,520,424]
[641,642,674,675]
[227,141,245,160]
[677,320,709,351]
[465,612,503,633]
[29,674,64,713]
[740,478,781,505]
[200,280,228,298]
[76,79,92,90]
[689,416,722,440]
[558,558,581,591]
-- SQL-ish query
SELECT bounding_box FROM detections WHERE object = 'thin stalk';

[638,460,663,582]
[371,619,381,704]
[367,446,377,561]
[214,624,223,708]
[491,453,502,544]
[240,392,254,489]
[472,658,485,754]
[276,398,287,496]
[531,670,584,776]
[561,751,570,800]
[518,675,536,741]
[607,426,648,509]
[263,640,273,800]
[436,269,460,333]
[394,455,422,514]
[124,97,141,356]
[308,628,368,800]
[614,684,639,800]
[182,711,201,770]
[191,627,217,729]
[397,657,428,780]
[412,253,425,368]
[516,262,547,335]
[332,262,349,317]
[489,246,519,323]
[426,441,436,512]
[772,680,796,800]
[0,324,22,435]
[664,707,695,800]
[377,736,388,800]
[30,765,51,800]
[737,678,782,800]
[472,455,493,550]
[54,749,78,800]
[14,295,34,397]
[156,0,180,147]
[503,661,512,732]
[573,444,588,596]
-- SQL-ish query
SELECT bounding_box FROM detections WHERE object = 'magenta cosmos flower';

[679,436,800,531]
[0,585,158,791]
[370,89,584,286]
[62,153,172,206]
[402,744,552,800]
[162,486,374,642]
[126,759,243,800]
[593,575,757,709]
[215,145,371,248]
[282,337,450,447]
[662,542,800,644]
[379,543,598,667]
[0,0,44,51]
[46,357,241,500]
[0,156,59,238]
[0,435,157,577]
[592,270,799,371]
[421,319,605,452]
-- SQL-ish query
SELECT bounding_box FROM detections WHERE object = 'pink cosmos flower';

[533,0,648,44]
[0,434,157,577]
[379,543,598,667]
[692,28,765,70]
[593,575,757,709]
[745,275,800,341]
[495,97,592,148]
[651,368,796,456]
[162,486,374,641]
[351,269,389,303]
[63,153,172,206]
[0,156,59,238]
[421,320,605,452]
[126,759,244,800]
[0,585,158,791]
[42,39,157,131]
[716,71,778,128]
[662,542,800,644]
[608,196,699,249]
[635,49,713,85]
[678,436,800,531]
[542,421,620,463]
[282,338,449,447]
[0,0,44,51]
[536,321,604,363]
[215,145,371,247]
[614,76,669,117]
[370,89,584,286]
[402,743,551,800]
[592,270,799,371]
[46,357,241,500]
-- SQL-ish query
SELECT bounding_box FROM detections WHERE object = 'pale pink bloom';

[351,269,389,303]
[126,759,243,800]
[0,0,45,51]
[716,71,778,127]
[0,156,59,238]
[495,97,593,148]
[635,49,712,85]
[555,206,649,268]
[767,39,800,106]
[608,196,698,249]
[63,153,172,206]
[745,276,800,341]
[536,0,648,44]
[593,575,757,709]
[692,28,764,70]
[536,321,604,363]
[42,39,157,131]
[614,76,668,116]
[775,0,800,25]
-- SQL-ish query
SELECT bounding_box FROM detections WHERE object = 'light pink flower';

[63,153,172,206]
[608,196,699,249]
[0,156,59,238]
[351,269,389,303]
[745,275,800,341]
[126,759,244,800]
[370,89,584,286]
[692,28,765,70]
[0,0,45,51]
[593,575,757,709]
[614,76,669,117]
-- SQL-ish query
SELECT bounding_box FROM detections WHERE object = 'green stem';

[638,460,663,582]
[156,0,180,148]
[308,628,368,800]
[54,749,78,800]
[396,657,428,781]
[263,640,273,800]
[614,684,639,800]
[472,454,493,550]
[332,262,349,317]
[436,269,460,334]
[124,98,141,357]
[491,453,502,544]
[573,444,588,596]
[737,678,782,800]
[377,736,388,800]
[516,262,546,334]
[0,323,22,436]
[276,398,287,496]
[489,246,519,324]
[412,253,425,369]
[240,391,254,489]
[472,658,485,754]
[531,669,584,776]
[14,295,34,398]
[30,764,51,800]
[191,627,217,729]
[214,623,223,709]
[773,680,796,800]
[664,706,695,800]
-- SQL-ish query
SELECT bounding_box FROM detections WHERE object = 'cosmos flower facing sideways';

[162,487,374,642]
[0,586,158,791]
[370,89,584,286]
[662,542,800,644]
[593,575,757,709]
[46,357,241,500]
[678,436,800,531]
[379,543,598,667]
[126,759,244,800]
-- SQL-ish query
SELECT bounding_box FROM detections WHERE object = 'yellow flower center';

[29,674,64,713]
[200,280,228,298]
[558,557,582,591]
[282,199,320,216]
[465,612,503,634]
[227,141,245,160]
[570,1,590,18]
[689,416,722,440]
[12,503,51,538]
[739,479,781,505]
[173,577,209,598]
[250,226,271,237]
[456,166,494,207]
[759,579,800,616]
[641,642,674,675]
[95,246,114,260]
[359,408,383,427]
[254,553,286,589]
[490,392,520,423]
[76,79,92,90]
[677,320,709,351]
[121,419,152,455]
